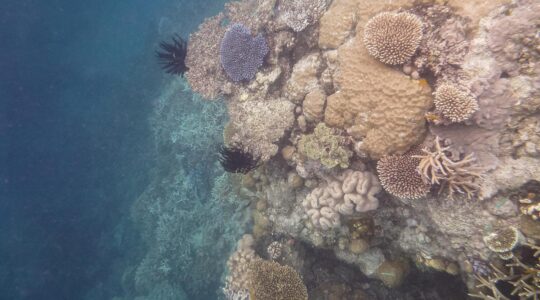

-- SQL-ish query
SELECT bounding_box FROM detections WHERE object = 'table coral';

[220,23,269,82]
[434,84,479,123]
[248,260,308,300]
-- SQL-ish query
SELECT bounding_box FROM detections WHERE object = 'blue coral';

[220,23,268,82]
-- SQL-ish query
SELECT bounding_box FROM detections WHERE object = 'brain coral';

[377,154,430,199]
[324,30,432,159]
[302,169,381,230]
[248,260,308,300]
[434,84,479,123]
[220,23,268,82]
[363,12,423,65]
[229,99,295,161]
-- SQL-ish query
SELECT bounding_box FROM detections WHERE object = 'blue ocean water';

[0,0,243,299]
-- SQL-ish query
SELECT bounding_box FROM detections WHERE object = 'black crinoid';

[156,34,189,76]
[218,145,260,174]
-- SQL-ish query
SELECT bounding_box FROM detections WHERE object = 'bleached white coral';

[302,170,381,230]
[229,99,295,161]
[277,0,330,32]
[224,234,259,297]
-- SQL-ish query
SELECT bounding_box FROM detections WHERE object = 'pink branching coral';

[364,12,423,65]
[414,136,484,200]
[377,153,430,199]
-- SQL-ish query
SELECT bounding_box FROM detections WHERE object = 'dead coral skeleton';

[414,136,484,200]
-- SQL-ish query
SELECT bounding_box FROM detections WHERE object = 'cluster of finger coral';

[363,12,423,65]
[302,169,381,231]
[228,99,295,161]
[220,23,269,82]
[433,84,478,123]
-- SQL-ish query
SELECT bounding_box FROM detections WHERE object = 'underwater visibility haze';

[2,0,540,299]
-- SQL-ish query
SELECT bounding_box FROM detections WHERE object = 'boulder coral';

[302,169,381,230]
[324,26,432,159]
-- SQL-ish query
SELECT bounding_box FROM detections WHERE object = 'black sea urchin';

[218,145,259,174]
[156,34,189,76]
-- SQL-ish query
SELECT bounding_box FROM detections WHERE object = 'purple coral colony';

[168,0,540,298]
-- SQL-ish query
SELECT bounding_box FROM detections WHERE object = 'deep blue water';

[0,0,227,299]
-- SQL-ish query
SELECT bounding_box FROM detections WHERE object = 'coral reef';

[220,23,269,82]
[175,0,540,298]
[363,12,423,65]
[223,234,259,299]
[276,0,330,32]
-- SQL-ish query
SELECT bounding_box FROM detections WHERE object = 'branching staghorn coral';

[469,241,540,300]
[414,136,484,200]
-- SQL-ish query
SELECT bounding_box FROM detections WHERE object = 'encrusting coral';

[276,0,330,32]
[363,12,423,65]
[228,99,295,161]
[303,169,381,230]
[248,260,308,300]
[220,23,269,82]
[297,123,352,169]
[185,14,227,100]
[223,234,260,300]
[414,136,484,200]
[434,84,479,123]
[377,153,430,199]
